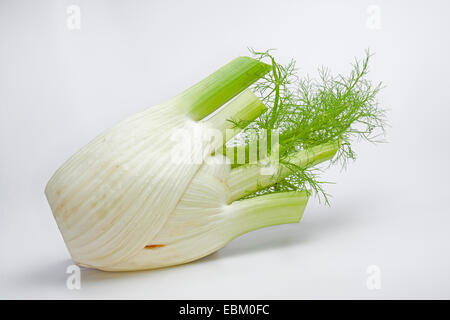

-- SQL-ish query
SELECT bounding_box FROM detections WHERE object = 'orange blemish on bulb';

[144,244,165,249]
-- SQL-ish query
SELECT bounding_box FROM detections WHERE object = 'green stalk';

[222,144,250,166]
[173,57,271,121]
[205,89,267,139]
[227,140,339,202]
[225,191,309,239]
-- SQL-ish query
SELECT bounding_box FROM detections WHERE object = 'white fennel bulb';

[46,51,384,271]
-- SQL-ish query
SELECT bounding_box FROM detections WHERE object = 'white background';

[1,0,450,299]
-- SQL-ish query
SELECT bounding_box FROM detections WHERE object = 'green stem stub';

[175,57,271,121]
[227,140,340,202]
[205,89,267,138]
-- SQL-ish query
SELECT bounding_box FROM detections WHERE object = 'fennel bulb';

[45,51,385,271]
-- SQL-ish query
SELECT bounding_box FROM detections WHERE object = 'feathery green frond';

[230,49,386,203]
